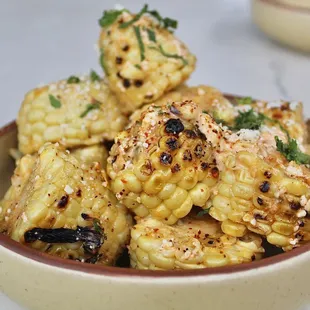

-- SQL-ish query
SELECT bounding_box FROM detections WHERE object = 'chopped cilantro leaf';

[93,219,104,234]
[275,136,310,165]
[148,10,178,31]
[67,76,80,84]
[147,28,156,42]
[237,97,253,105]
[134,64,142,70]
[49,95,61,109]
[117,5,178,31]
[149,45,188,65]
[133,26,145,61]
[99,9,126,28]
[119,4,148,28]
[233,109,264,130]
[197,208,210,217]
[80,103,101,118]
[90,70,101,82]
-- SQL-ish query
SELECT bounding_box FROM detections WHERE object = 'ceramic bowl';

[1,114,310,310]
[251,0,310,52]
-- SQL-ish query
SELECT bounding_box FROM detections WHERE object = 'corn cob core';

[0,143,132,265]
[98,12,196,114]
[71,144,108,169]
[129,216,264,270]
[108,101,222,225]
[129,85,235,126]
[210,133,310,250]
[17,77,127,154]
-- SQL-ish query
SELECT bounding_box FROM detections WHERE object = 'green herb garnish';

[148,10,178,31]
[197,208,211,217]
[147,28,156,42]
[232,109,264,130]
[67,76,80,84]
[90,70,101,82]
[275,137,310,165]
[100,49,109,75]
[80,103,101,118]
[93,219,104,234]
[134,64,142,70]
[119,4,148,28]
[134,26,145,61]
[236,97,253,105]
[99,9,126,28]
[49,95,61,109]
[149,45,188,65]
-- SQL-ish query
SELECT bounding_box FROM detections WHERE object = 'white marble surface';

[1,0,310,309]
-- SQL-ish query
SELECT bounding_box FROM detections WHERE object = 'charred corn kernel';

[108,101,219,224]
[209,133,310,249]
[129,216,264,270]
[129,85,235,125]
[0,143,132,265]
[17,77,127,154]
[71,144,108,168]
[98,8,196,113]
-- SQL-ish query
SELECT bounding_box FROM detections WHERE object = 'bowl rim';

[1,95,310,278]
[255,0,310,13]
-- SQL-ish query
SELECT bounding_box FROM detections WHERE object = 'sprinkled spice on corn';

[0,143,132,265]
[17,76,127,154]
[98,5,196,113]
[129,216,264,270]
[107,101,221,225]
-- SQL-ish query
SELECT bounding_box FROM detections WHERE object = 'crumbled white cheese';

[286,163,303,177]
[250,218,257,226]
[0,207,2,214]
[228,129,260,143]
[64,185,74,195]
[267,101,282,109]
[300,195,308,207]
[289,101,299,110]
[235,104,252,113]
[7,209,11,214]
[143,111,158,127]
[198,88,205,96]
[297,209,307,218]
[289,238,298,246]
[4,216,9,222]
[49,84,57,91]
[21,212,28,223]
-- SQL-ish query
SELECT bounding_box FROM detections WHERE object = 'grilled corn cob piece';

[0,143,132,265]
[17,76,127,154]
[129,216,264,270]
[71,144,108,168]
[98,6,196,114]
[107,101,221,225]
[209,128,310,250]
[129,85,235,126]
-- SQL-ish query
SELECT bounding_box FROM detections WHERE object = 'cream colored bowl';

[251,0,310,52]
[1,116,310,310]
